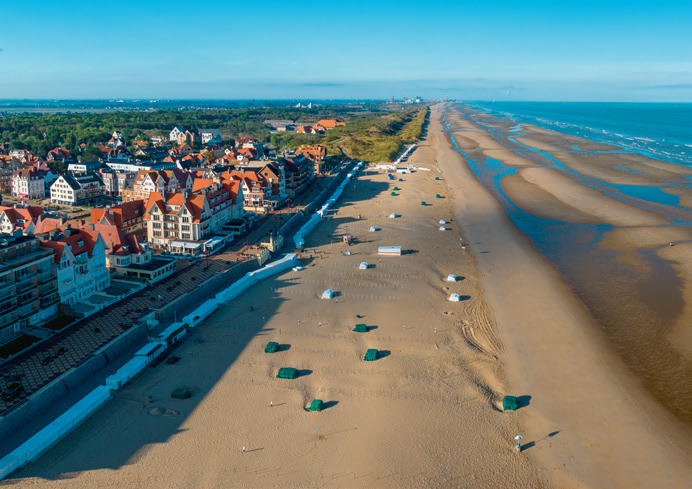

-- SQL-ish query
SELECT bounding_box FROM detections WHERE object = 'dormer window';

[77,240,84,247]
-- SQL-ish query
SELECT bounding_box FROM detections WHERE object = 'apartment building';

[0,232,59,344]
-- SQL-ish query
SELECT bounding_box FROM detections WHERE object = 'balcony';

[0,283,15,300]
[38,267,57,284]
[0,311,17,327]
[40,295,59,308]
[18,293,38,306]
[19,302,39,318]
[0,296,17,313]
[16,276,37,292]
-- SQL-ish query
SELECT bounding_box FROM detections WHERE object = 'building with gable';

[199,129,222,145]
[0,203,44,235]
[39,226,110,307]
[145,180,242,255]
[169,126,184,142]
[12,168,46,200]
[0,156,23,194]
[91,200,147,235]
[50,173,105,206]
[121,169,192,203]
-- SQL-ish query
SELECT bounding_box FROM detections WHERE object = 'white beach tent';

[447,274,457,282]
[449,293,461,302]
[359,262,368,270]
[439,226,447,231]
[369,226,377,232]
[292,266,304,272]
[321,289,335,299]
[439,219,446,224]
[389,213,398,218]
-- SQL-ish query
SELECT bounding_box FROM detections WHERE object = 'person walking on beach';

[242,446,246,454]
[515,435,523,452]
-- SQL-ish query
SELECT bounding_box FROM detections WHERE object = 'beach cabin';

[277,368,298,379]
[308,399,324,411]
[378,246,402,256]
[503,395,518,411]
[364,349,378,361]
[353,323,368,333]
[265,342,279,353]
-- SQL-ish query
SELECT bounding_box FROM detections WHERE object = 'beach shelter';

[364,349,378,361]
[399,178,403,181]
[447,274,457,282]
[393,187,399,191]
[359,262,368,270]
[321,289,335,299]
[503,395,518,411]
[436,194,441,199]
[308,399,324,411]
[439,226,447,231]
[421,201,427,206]
[389,213,398,218]
[439,219,446,224]
[265,342,279,353]
[449,293,461,302]
[435,177,440,180]
[369,226,377,232]
[391,192,397,196]
[277,368,298,379]
[353,323,368,333]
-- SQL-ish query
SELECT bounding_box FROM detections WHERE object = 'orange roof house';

[317,119,346,130]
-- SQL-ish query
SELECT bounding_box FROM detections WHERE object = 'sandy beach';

[7,103,692,488]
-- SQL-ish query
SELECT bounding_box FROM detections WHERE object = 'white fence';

[0,385,112,479]
[0,251,300,480]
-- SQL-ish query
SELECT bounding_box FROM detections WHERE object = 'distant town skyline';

[1,0,690,102]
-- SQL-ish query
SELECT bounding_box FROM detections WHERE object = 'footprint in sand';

[149,407,180,417]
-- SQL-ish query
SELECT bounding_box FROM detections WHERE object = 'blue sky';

[1,0,690,101]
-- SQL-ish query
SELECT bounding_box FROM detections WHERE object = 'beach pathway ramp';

[353,324,368,333]
[265,342,279,353]
[502,395,518,411]
[364,349,378,361]
[277,368,298,379]
[308,399,324,411]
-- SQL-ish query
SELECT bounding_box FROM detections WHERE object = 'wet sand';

[437,103,692,488]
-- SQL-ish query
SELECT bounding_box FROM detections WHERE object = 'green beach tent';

[393,187,399,191]
[421,201,427,206]
[436,194,441,199]
[353,323,368,333]
[391,192,397,196]
[171,388,192,399]
[364,349,378,361]
[502,395,518,411]
[308,399,324,411]
[264,341,279,353]
[277,367,298,379]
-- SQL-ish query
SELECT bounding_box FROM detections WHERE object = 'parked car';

[2,382,25,401]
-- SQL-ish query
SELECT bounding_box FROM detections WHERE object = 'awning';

[204,236,225,248]
[170,241,203,249]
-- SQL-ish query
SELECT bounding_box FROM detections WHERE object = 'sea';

[467,102,692,167]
